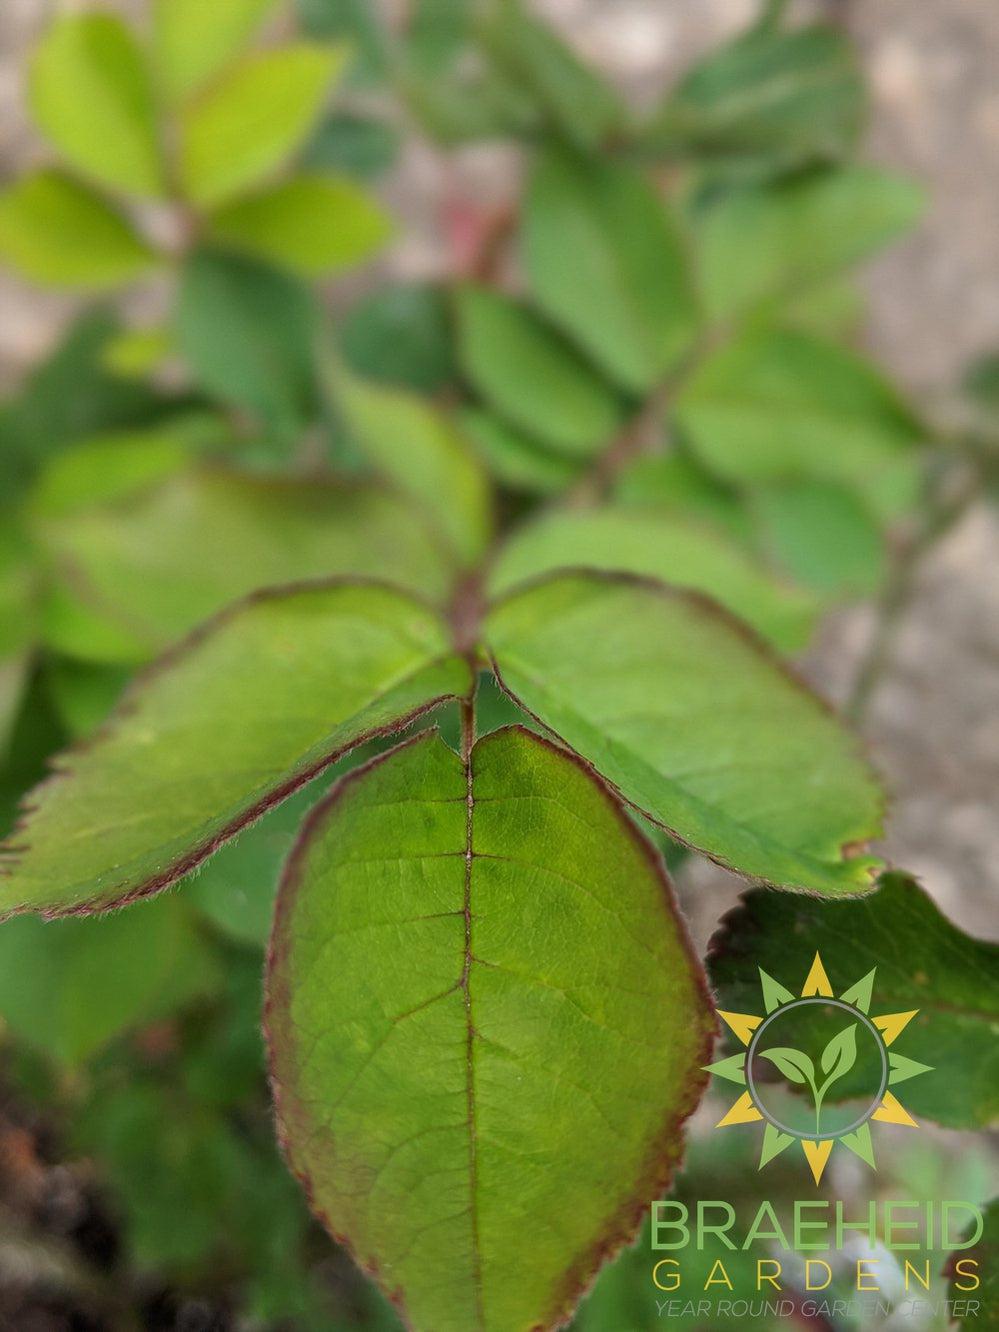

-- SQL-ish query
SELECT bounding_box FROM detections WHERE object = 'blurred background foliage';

[0,0,997,1327]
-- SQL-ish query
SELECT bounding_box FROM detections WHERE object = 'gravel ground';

[1,0,997,939]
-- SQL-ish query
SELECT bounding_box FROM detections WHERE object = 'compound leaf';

[179,43,347,207]
[523,151,697,393]
[210,172,392,276]
[34,466,456,663]
[489,504,818,652]
[708,873,999,1129]
[267,725,714,1332]
[0,582,469,916]
[455,284,621,457]
[485,571,884,896]
[30,13,163,196]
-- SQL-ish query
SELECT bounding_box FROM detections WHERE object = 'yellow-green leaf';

[0,170,155,288]
[210,172,392,275]
[153,0,279,103]
[30,14,163,196]
[179,43,348,208]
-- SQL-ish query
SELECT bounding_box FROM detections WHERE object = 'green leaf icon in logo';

[760,1024,858,1134]
[820,1023,858,1088]
[759,1047,815,1086]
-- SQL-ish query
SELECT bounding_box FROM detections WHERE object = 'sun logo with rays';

[705,953,932,1186]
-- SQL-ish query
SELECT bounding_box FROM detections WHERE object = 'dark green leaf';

[342,283,456,392]
[303,111,400,178]
[645,23,864,173]
[708,873,999,1128]
[296,0,389,83]
[614,452,752,543]
[479,0,623,149]
[0,310,178,499]
[177,250,320,440]
[268,725,713,1332]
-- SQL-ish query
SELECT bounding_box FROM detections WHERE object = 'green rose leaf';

[0,170,155,289]
[645,22,863,172]
[758,1047,814,1087]
[30,14,163,197]
[34,466,457,663]
[153,0,279,103]
[267,725,714,1332]
[752,480,887,599]
[697,164,924,322]
[0,895,218,1066]
[484,571,884,896]
[479,0,623,150]
[523,151,698,394]
[179,43,347,208]
[455,284,621,457]
[461,409,580,496]
[342,283,456,392]
[489,504,818,652]
[708,873,999,1129]
[0,582,470,916]
[209,172,392,276]
[336,371,492,566]
[674,328,923,514]
[177,250,320,441]
[0,310,176,500]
